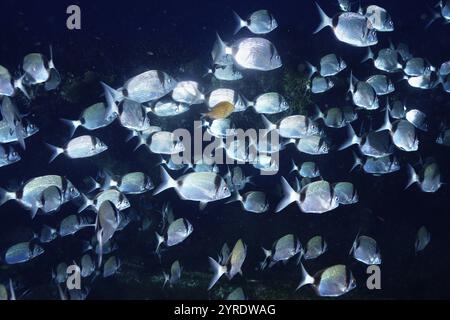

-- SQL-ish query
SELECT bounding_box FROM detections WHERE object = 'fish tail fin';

[260,114,277,132]
[289,159,299,174]
[155,232,164,256]
[225,191,242,204]
[425,8,441,29]
[14,76,30,100]
[202,65,213,78]
[361,47,374,63]
[0,187,15,207]
[313,2,332,34]
[60,119,81,138]
[48,45,56,70]
[162,272,170,289]
[339,125,361,151]
[260,247,272,270]
[77,193,94,213]
[348,70,355,94]
[405,164,419,190]
[232,10,247,35]
[213,33,231,65]
[376,107,393,132]
[96,229,103,268]
[100,81,123,104]
[86,176,101,193]
[207,257,227,290]
[153,167,177,196]
[14,122,26,150]
[296,262,315,291]
[102,83,119,121]
[275,177,299,213]
[312,104,324,121]
[45,143,64,163]
[305,61,318,79]
[350,152,363,172]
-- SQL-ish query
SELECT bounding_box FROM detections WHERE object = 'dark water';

[0,0,449,299]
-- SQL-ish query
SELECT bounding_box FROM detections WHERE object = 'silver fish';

[156,218,193,253]
[352,153,400,175]
[262,114,320,139]
[61,102,118,138]
[415,226,431,253]
[251,92,290,114]
[340,125,395,158]
[388,99,406,119]
[103,256,120,278]
[296,135,331,155]
[206,88,248,112]
[102,70,177,103]
[171,81,205,105]
[349,73,379,110]
[436,127,450,146]
[298,263,356,297]
[205,118,237,138]
[307,53,347,77]
[221,37,282,71]
[4,242,44,264]
[22,53,50,84]
[333,182,358,205]
[53,262,69,284]
[80,189,130,213]
[0,119,38,147]
[276,178,338,214]
[364,5,394,32]
[39,225,58,243]
[406,160,442,193]
[304,235,327,260]
[309,76,334,94]
[291,160,321,178]
[392,120,419,152]
[59,214,94,237]
[314,3,378,47]
[364,47,402,73]
[150,98,190,117]
[149,131,185,155]
[404,57,435,77]
[227,191,269,213]
[0,175,79,218]
[163,260,182,288]
[261,234,303,269]
[0,65,16,97]
[366,74,395,95]
[47,135,108,162]
[233,10,278,35]
[119,100,152,131]
[97,200,121,244]
[80,254,95,278]
[40,186,63,214]
[405,109,427,131]
[111,172,154,194]
[154,168,231,208]
[208,239,247,290]
[350,234,382,265]
[314,106,346,128]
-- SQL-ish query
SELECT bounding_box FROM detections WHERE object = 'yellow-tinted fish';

[203,101,235,119]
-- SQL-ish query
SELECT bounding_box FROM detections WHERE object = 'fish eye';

[12,151,17,157]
